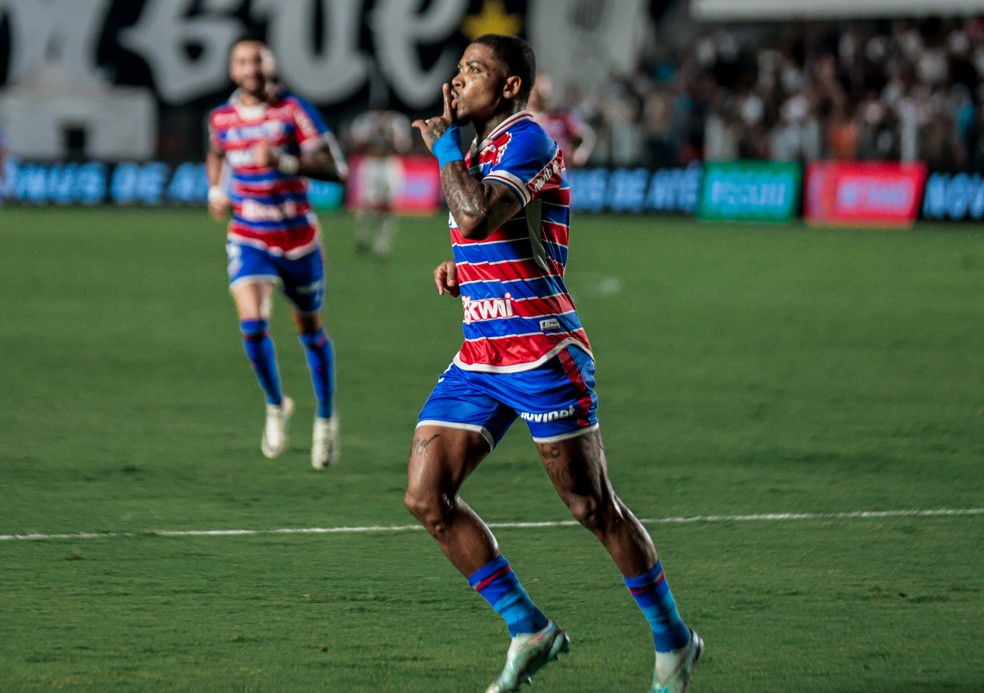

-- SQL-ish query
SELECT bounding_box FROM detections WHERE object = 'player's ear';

[502,75,522,101]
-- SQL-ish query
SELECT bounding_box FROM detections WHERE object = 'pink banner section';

[805,161,928,228]
[345,155,443,215]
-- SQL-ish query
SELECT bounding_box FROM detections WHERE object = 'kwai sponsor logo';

[462,293,515,325]
[241,198,298,222]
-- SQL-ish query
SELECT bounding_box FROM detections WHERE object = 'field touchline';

[1,507,981,543]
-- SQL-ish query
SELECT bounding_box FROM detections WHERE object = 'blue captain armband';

[432,125,464,169]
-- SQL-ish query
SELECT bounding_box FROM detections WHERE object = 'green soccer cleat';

[485,620,570,693]
[261,395,294,459]
[651,629,703,693]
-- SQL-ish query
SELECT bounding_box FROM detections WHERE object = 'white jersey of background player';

[347,109,413,258]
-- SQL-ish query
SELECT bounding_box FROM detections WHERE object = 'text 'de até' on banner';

[805,161,927,228]
[696,160,801,222]
[568,164,701,215]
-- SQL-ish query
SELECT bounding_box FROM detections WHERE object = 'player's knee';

[567,494,607,531]
[403,485,433,523]
[403,487,423,519]
[403,487,450,535]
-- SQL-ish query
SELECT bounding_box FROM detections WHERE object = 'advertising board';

[921,172,984,221]
[805,161,927,227]
[696,160,801,222]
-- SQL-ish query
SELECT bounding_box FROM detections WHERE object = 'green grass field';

[1,207,982,692]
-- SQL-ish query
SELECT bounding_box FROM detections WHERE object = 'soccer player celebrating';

[406,35,702,693]
[206,38,347,469]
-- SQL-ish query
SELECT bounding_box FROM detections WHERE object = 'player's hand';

[252,140,276,168]
[207,188,231,221]
[412,83,457,152]
[433,259,459,297]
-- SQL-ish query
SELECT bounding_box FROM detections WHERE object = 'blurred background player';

[528,72,596,167]
[206,38,348,470]
[346,107,413,259]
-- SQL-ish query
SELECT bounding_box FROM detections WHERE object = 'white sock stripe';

[1,508,981,542]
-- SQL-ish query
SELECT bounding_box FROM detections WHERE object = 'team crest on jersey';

[479,133,511,167]
[479,143,497,163]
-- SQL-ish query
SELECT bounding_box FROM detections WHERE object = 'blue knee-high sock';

[240,319,282,405]
[468,555,548,636]
[298,329,334,419]
[624,561,691,652]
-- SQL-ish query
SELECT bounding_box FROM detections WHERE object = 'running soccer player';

[406,35,702,693]
[206,38,347,470]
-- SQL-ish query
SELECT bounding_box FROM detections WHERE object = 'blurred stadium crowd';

[563,16,984,171]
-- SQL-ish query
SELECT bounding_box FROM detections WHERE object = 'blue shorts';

[417,345,599,448]
[226,241,325,314]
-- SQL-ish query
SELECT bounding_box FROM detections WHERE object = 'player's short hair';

[473,34,536,105]
[230,35,268,57]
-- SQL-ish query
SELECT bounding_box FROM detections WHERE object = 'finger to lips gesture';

[412,83,457,150]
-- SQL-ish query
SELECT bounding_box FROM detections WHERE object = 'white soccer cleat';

[311,415,339,469]
[485,620,570,693]
[261,395,294,459]
[651,629,703,693]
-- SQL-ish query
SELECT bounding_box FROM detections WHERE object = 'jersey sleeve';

[483,127,562,208]
[289,95,334,155]
[207,110,223,153]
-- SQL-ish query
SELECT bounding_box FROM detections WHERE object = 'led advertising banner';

[0,158,347,210]
[1,159,208,206]
[696,160,801,222]
[805,161,927,228]
[568,164,701,215]
[692,0,984,20]
[921,172,984,221]
[2,158,702,216]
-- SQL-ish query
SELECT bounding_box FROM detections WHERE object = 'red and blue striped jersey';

[208,89,334,258]
[451,111,592,373]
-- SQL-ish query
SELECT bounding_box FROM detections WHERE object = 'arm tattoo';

[442,163,484,224]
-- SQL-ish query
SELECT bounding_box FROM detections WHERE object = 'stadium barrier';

[2,156,974,228]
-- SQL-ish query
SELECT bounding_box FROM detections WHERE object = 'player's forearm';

[296,149,347,183]
[441,161,495,240]
[205,149,225,187]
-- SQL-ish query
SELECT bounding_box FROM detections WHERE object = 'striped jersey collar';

[229,88,269,120]
[475,110,534,149]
